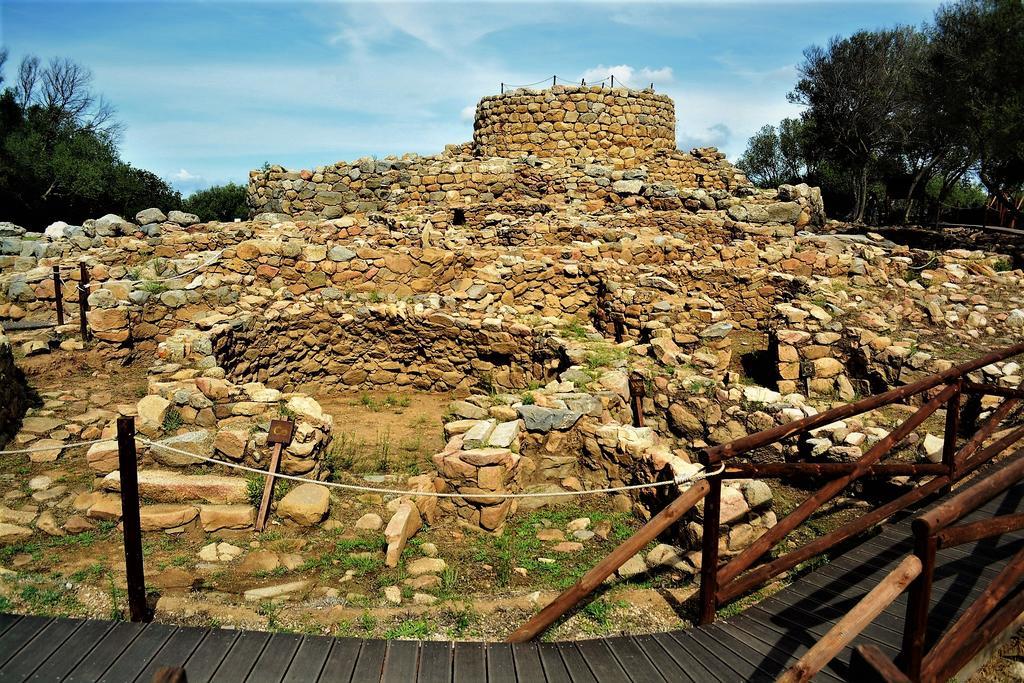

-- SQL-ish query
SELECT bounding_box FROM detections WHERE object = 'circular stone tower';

[473,85,676,160]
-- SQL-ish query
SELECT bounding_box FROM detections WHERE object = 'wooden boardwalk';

[2,480,1022,682]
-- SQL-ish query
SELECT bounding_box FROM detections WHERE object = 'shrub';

[181,182,248,222]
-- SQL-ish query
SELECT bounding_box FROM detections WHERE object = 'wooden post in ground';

[942,380,962,486]
[255,419,294,532]
[628,372,645,428]
[116,416,148,622]
[899,522,937,679]
[698,453,722,625]
[78,262,91,341]
[52,266,64,326]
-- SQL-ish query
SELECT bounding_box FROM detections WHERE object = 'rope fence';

[0,438,105,456]
[141,437,724,499]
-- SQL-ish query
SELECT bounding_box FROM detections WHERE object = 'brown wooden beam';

[850,645,911,683]
[954,398,1020,467]
[959,425,1024,478]
[922,544,1024,682]
[505,478,710,643]
[900,524,937,680]
[717,383,956,589]
[718,474,948,604]
[963,381,1024,400]
[722,462,948,479]
[778,554,921,683]
[705,342,1024,462]
[937,512,1024,548]
[926,582,1024,683]
[698,469,723,625]
[917,447,1024,534]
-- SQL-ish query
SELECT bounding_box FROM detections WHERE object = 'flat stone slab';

[102,470,248,504]
[243,580,311,601]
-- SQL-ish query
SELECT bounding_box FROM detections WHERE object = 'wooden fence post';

[942,380,962,485]
[628,372,646,428]
[899,520,936,679]
[78,262,91,342]
[52,266,64,326]
[117,416,149,622]
[698,454,722,625]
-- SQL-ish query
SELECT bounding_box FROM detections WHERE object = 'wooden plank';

[350,638,387,682]
[246,632,303,683]
[691,624,771,681]
[603,636,665,683]
[318,638,361,683]
[134,626,207,682]
[485,642,516,683]
[0,617,83,679]
[209,630,271,683]
[554,642,598,683]
[0,614,23,640]
[572,639,631,683]
[179,628,239,683]
[452,641,486,682]
[99,623,176,683]
[281,635,333,682]
[655,632,731,682]
[29,619,115,682]
[538,641,574,683]
[726,614,845,683]
[416,640,453,683]
[63,621,145,683]
[382,640,421,683]
[511,641,547,682]
[0,615,52,668]
[629,634,698,683]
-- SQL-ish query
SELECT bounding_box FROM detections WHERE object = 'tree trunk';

[979,171,1023,226]
[854,165,870,223]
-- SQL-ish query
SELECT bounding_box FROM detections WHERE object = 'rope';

[0,438,105,455]
[502,77,553,89]
[141,438,725,499]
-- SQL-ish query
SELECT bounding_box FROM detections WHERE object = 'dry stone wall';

[0,334,31,449]
[473,86,675,160]
[211,304,566,394]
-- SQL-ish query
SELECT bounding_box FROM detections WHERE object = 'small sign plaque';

[267,419,295,445]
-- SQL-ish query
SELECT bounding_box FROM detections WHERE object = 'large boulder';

[167,210,200,226]
[135,208,167,225]
[137,394,171,434]
[277,483,330,525]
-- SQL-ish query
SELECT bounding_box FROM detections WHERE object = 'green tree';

[928,0,1024,222]
[182,182,248,222]
[790,27,925,222]
[0,54,181,229]
[737,118,807,188]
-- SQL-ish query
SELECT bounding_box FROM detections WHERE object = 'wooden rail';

[902,448,1024,681]
[507,343,1024,648]
[505,479,710,643]
[777,554,922,683]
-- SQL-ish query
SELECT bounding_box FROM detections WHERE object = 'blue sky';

[1,0,942,195]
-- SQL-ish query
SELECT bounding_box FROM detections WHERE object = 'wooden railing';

[799,445,1024,682]
[507,341,1024,651]
[697,341,1024,625]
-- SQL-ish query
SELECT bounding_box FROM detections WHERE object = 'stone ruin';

[1,84,1023,588]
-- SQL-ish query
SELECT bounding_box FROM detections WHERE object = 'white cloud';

[172,169,201,182]
[579,64,674,89]
[460,105,477,122]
